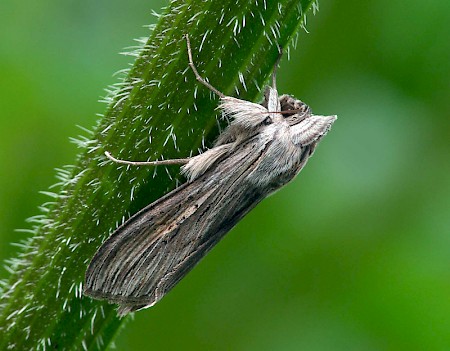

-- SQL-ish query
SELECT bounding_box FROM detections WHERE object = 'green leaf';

[0,0,317,349]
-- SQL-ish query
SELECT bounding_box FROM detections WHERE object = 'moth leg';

[104,151,190,166]
[185,34,225,98]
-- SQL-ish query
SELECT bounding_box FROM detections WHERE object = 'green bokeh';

[1,0,449,350]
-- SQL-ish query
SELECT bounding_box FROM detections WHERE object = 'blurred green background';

[1,0,449,350]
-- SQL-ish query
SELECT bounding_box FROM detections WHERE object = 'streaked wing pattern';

[84,137,282,315]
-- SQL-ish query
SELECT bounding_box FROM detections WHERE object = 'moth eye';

[263,116,272,125]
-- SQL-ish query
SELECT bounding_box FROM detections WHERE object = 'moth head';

[289,113,337,146]
[273,94,336,145]
[277,94,311,126]
[218,92,336,147]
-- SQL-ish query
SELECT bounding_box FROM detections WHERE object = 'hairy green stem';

[0,0,317,349]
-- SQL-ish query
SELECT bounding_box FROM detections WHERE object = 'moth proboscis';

[84,34,337,316]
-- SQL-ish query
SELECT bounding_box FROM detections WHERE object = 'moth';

[84,35,337,316]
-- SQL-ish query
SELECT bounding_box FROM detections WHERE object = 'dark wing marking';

[84,138,276,315]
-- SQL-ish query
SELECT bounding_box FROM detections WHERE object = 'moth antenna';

[272,46,283,89]
[104,151,190,166]
[185,34,225,98]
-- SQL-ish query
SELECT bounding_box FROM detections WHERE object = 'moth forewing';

[85,134,276,316]
[84,35,336,316]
